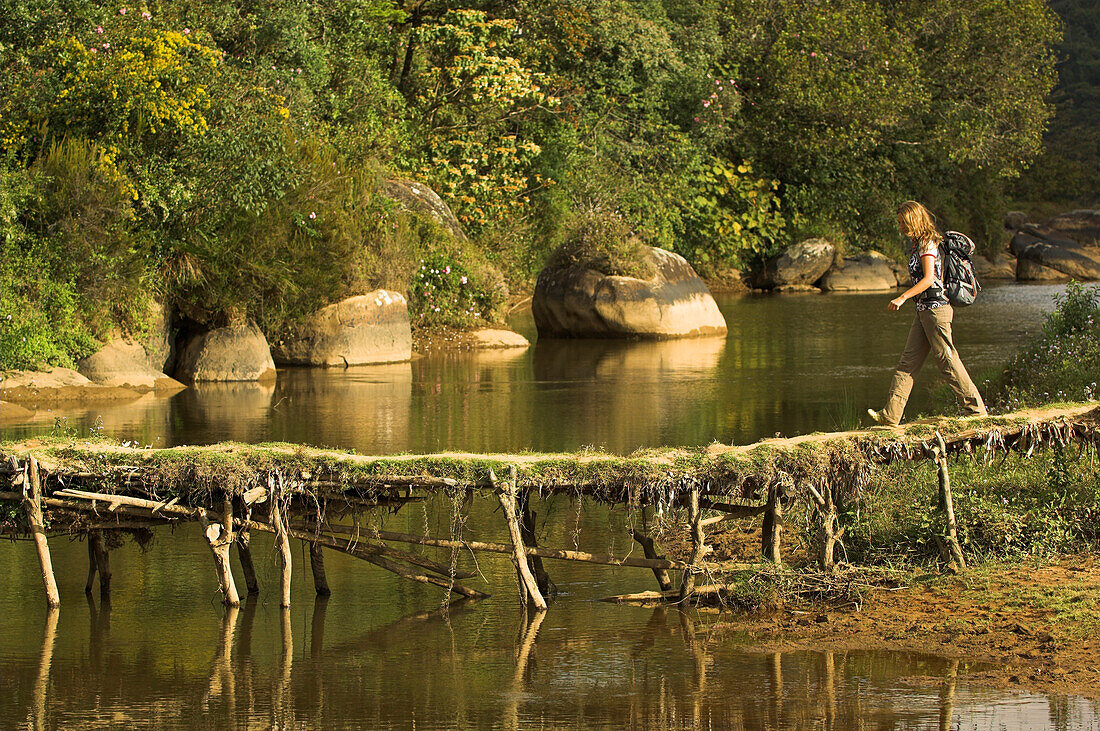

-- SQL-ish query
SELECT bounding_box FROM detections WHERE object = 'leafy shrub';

[545,209,655,279]
[990,282,1100,408]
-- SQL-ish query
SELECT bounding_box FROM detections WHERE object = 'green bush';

[675,158,787,274]
[407,248,505,329]
[990,282,1100,409]
[0,139,152,370]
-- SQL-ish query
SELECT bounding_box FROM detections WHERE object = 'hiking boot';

[867,408,889,426]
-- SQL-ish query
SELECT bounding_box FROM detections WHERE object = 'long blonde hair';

[897,200,943,249]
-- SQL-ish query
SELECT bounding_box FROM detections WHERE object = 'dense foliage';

[1011,0,1100,209]
[0,0,1066,369]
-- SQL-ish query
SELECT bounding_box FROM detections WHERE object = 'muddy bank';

[719,556,1100,699]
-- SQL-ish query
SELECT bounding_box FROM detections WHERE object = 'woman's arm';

[888,254,935,311]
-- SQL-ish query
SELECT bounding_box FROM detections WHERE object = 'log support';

[631,516,673,592]
[235,499,260,597]
[22,457,60,608]
[198,494,240,607]
[679,488,707,602]
[84,530,111,597]
[518,489,554,597]
[761,481,784,565]
[309,542,331,597]
[495,466,547,611]
[806,482,844,574]
[931,433,966,573]
[270,474,293,608]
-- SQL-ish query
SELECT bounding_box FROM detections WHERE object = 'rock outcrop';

[77,338,184,391]
[971,253,1016,280]
[381,179,466,240]
[175,322,277,382]
[271,291,412,367]
[1011,228,1100,282]
[761,238,836,290]
[533,246,727,339]
[1041,210,1100,247]
[817,252,900,292]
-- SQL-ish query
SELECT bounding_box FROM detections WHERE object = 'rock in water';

[271,291,412,367]
[971,253,1016,280]
[533,247,727,339]
[176,322,277,382]
[77,338,183,391]
[762,238,836,289]
[817,252,900,292]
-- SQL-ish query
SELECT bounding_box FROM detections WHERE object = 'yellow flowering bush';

[2,21,221,153]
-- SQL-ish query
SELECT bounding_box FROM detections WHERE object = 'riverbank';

[720,556,1100,699]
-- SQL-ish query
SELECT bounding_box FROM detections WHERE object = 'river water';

[3,283,1099,728]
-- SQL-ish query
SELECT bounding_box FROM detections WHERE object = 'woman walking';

[868,201,986,426]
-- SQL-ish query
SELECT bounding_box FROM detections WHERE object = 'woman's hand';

[888,295,907,311]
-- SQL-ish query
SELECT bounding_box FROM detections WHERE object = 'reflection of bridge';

[2,404,1097,612]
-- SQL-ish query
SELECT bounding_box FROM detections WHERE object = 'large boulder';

[271,291,412,367]
[77,338,184,391]
[761,238,836,290]
[817,252,900,292]
[533,246,727,339]
[175,322,277,382]
[381,179,466,240]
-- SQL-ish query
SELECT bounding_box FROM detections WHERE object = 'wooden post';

[198,495,240,607]
[932,433,967,573]
[518,490,553,597]
[270,474,293,608]
[762,481,783,565]
[84,530,111,597]
[235,502,260,595]
[24,457,60,608]
[631,526,673,592]
[679,487,706,602]
[309,543,331,596]
[494,466,547,610]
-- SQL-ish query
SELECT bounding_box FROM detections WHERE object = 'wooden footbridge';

[2,404,1097,611]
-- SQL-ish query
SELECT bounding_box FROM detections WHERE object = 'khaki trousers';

[882,305,986,425]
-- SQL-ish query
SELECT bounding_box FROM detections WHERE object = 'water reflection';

[5,597,1100,729]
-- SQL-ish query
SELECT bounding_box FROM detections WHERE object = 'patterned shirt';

[907,238,949,311]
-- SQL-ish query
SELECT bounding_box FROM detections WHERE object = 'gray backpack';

[942,231,980,307]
